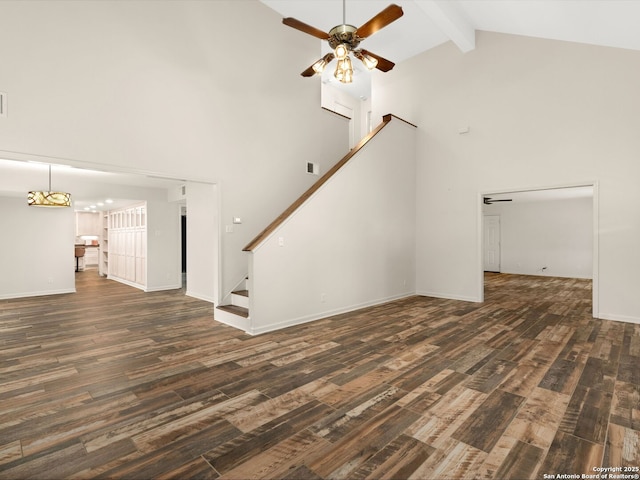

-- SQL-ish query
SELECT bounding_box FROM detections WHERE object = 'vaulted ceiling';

[261,0,640,65]
[261,0,640,102]
[3,1,639,210]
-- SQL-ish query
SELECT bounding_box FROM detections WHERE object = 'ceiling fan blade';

[356,4,403,39]
[301,65,317,77]
[282,17,330,40]
[300,53,335,77]
[359,49,395,72]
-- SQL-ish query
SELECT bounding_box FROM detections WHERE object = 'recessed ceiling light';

[97,202,104,206]
[105,199,113,204]
[90,205,96,209]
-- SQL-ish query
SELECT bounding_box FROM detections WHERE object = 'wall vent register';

[306,162,319,175]
[0,92,6,117]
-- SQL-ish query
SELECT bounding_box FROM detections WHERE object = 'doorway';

[320,80,371,149]
[480,184,598,317]
[181,209,187,288]
[0,156,218,301]
[483,215,500,273]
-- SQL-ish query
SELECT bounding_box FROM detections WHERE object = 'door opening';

[181,211,187,288]
[480,184,598,317]
[483,215,500,273]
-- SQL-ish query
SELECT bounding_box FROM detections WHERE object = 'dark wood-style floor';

[1,271,638,479]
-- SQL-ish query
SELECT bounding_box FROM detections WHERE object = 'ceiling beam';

[414,0,476,53]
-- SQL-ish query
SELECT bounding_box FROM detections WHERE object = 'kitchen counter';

[74,244,100,271]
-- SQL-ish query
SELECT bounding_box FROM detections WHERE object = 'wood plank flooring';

[1,271,639,479]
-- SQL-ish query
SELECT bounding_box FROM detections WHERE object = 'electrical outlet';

[320,293,326,303]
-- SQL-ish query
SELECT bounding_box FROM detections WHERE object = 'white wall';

[373,31,640,323]
[484,197,593,279]
[321,83,366,148]
[146,199,181,292]
[0,196,75,299]
[185,182,218,303]
[248,118,416,334]
[0,1,349,303]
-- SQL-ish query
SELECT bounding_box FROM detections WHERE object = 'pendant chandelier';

[27,164,71,207]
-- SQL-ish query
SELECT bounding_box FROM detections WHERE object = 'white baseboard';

[416,290,482,303]
[107,276,145,291]
[247,292,415,336]
[597,312,640,325]
[0,288,75,300]
[185,290,215,304]
[145,283,181,292]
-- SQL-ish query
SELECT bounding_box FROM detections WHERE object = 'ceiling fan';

[282,1,404,84]
[484,197,513,205]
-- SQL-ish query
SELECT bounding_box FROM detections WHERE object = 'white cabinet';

[107,203,147,288]
[84,247,99,266]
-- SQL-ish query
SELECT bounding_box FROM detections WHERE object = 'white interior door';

[483,215,501,272]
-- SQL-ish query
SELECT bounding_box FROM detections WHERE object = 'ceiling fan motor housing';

[328,24,361,50]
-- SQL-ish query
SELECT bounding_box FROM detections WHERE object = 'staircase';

[218,115,416,335]
[215,278,250,327]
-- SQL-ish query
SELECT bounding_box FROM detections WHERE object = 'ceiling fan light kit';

[354,50,378,70]
[311,53,335,74]
[282,2,403,84]
[334,55,354,83]
[333,42,350,60]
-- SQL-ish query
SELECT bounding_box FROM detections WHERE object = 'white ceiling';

[261,0,640,97]
[0,158,185,212]
[262,0,640,62]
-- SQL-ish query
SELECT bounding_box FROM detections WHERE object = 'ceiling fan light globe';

[336,56,353,83]
[312,58,327,74]
[334,43,349,60]
[361,53,378,70]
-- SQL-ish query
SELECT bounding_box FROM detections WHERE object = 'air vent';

[181,185,186,196]
[306,162,319,175]
[0,92,6,118]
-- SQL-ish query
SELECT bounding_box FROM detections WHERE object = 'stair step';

[233,290,249,297]
[231,290,249,309]
[216,304,249,318]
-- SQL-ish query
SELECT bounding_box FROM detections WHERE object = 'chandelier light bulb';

[334,43,349,60]
[334,56,353,84]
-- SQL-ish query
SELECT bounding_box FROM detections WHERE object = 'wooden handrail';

[243,114,415,252]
